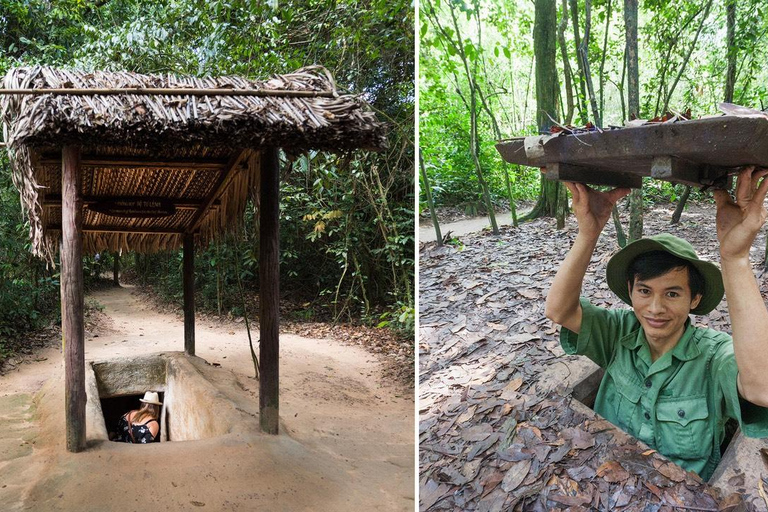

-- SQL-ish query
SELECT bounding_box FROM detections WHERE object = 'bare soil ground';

[0,285,414,511]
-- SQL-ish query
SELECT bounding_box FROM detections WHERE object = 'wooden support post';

[183,233,195,356]
[260,147,280,435]
[61,146,86,453]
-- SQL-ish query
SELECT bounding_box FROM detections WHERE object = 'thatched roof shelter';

[1,65,386,260]
[0,65,386,452]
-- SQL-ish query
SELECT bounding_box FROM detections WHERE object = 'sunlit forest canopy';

[420,0,768,211]
[0,0,415,345]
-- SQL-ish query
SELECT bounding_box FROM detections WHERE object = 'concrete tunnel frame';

[84,353,254,443]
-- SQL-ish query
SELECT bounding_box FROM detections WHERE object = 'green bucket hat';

[606,233,724,315]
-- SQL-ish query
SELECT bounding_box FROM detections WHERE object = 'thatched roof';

[0,66,386,261]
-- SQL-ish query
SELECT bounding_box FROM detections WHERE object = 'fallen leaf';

[548,493,591,507]
[487,322,509,332]
[656,461,686,482]
[420,479,450,511]
[462,423,493,442]
[596,460,629,483]
[643,481,662,500]
[466,433,499,460]
[479,470,505,497]
[501,459,531,493]
[718,492,745,511]
[500,378,523,399]
[507,333,538,344]
[560,427,596,450]
[566,466,596,481]
[436,467,468,486]
[761,448,768,470]
[727,471,745,488]
[456,405,476,424]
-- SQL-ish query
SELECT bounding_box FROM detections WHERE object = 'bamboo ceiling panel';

[496,116,768,189]
[0,66,384,260]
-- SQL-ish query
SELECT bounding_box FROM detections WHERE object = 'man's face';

[628,267,702,350]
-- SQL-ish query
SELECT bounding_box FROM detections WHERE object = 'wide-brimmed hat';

[139,391,162,406]
[606,233,724,315]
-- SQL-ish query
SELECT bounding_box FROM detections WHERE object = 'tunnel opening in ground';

[100,393,166,442]
[86,353,243,444]
[571,367,739,480]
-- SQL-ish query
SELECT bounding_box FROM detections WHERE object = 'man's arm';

[714,167,768,407]
[545,183,630,333]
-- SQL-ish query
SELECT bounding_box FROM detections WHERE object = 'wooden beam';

[543,162,643,188]
[48,225,185,235]
[183,234,195,356]
[650,156,702,186]
[0,87,335,98]
[260,147,280,435]
[495,138,547,166]
[542,116,768,168]
[186,150,248,234]
[39,155,228,170]
[61,145,86,453]
[44,196,220,211]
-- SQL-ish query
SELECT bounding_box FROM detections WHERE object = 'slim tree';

[625,0,643,241]
[423,0,499,235]
[523,0,565,226]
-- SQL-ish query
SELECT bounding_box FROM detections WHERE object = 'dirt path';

[419,213,522,243]
[0,285,414,511]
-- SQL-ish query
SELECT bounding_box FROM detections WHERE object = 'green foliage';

[420,0,768,212]
[0,155,59,345]
[0,0,414,342]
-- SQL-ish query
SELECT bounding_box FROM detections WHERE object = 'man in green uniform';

[545,167,768,480]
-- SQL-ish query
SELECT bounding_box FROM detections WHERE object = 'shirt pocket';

[607,367,642,432]
[656,397,710,460]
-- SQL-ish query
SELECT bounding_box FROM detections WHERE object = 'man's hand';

[564,182,631,240]
[713,166,768,262]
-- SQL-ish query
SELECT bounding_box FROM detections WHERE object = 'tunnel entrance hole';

[570,366,739,481]
[100,392,166,442]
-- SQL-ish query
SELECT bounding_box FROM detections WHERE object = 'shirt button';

[678,410,685,418]
[644,412,650,420]
[645,379,652,388]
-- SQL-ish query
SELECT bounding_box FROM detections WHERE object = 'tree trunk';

[661,0,713,113]
[625,0,643,241]
[445,6,499,234]
[112,251,119,286]
[725,0,737,103]
[612,206,627,248]
[579,0,602,126]
[504,168,518,227]
[419,149,443,245]
[525,0,564,222]
[671,186,692,225]
[569,0,588,124]
[598,0,612,118]
[558,0,575,124]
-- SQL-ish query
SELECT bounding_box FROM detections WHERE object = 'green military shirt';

[561,299,768,481]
